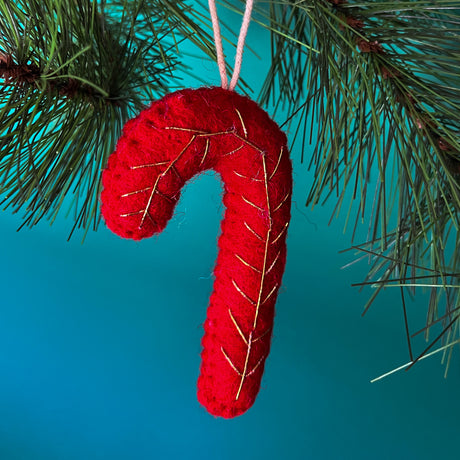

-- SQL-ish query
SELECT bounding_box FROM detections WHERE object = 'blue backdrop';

[1,4,459,459]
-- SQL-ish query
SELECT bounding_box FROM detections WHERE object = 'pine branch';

[247,0,460,371]
[0,0,217,238]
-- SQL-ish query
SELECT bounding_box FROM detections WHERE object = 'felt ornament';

[100,0,293,418]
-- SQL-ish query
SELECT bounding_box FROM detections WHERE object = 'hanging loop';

[208,0,254,91]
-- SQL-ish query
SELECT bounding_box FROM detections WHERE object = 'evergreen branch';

[0,0,218,237]
[248,0,460,371]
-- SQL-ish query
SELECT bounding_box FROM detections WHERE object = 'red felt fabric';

[101,87,292,418]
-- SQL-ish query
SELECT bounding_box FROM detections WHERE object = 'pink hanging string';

[208,0,254,91]
[208,0,228,89]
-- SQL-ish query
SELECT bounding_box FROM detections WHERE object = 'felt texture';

[100,87,292,418]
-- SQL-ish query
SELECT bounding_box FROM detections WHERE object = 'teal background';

[1,5,460,459]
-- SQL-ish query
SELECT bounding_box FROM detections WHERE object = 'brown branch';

[0,53,99,100]
[0,54,40,84]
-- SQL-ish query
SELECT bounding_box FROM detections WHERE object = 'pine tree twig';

[0,52,104,100]
[326,0,460,164]
[0,53,40,84]
[0,0,221,239]
[251,0,460,373]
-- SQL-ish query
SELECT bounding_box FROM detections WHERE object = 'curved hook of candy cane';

[100,87,292,418]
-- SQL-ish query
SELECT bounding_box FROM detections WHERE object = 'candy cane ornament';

[100,87,292,418]
[100,1,293,418]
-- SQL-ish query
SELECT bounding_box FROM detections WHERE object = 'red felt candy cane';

[100,87,292,418]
